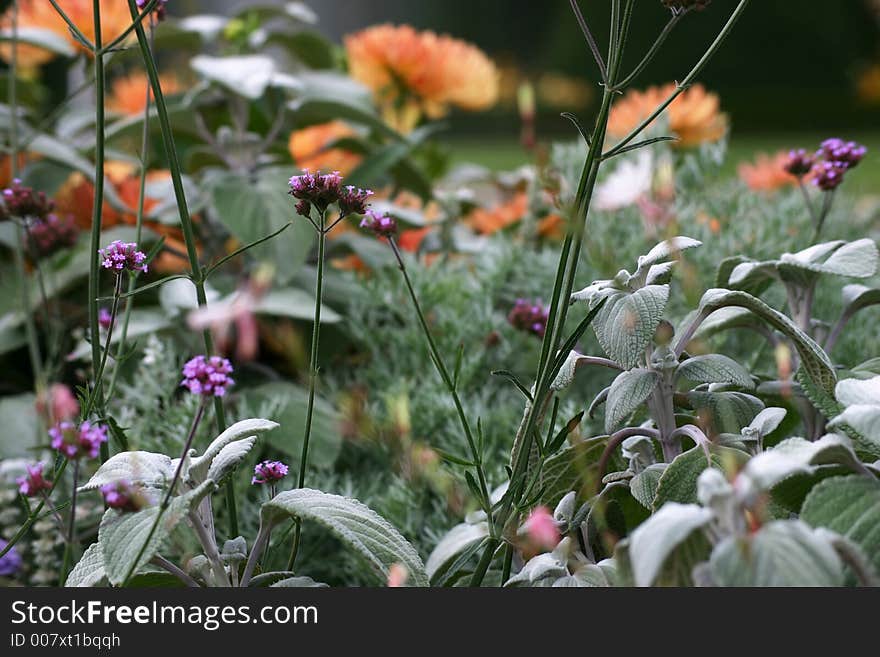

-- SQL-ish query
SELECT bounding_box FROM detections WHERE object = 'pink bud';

[524,506,560,550]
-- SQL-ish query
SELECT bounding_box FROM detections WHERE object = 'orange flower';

[288,121,362,174]
[107,71,182,116]
[537,213,565,239]
[467,192,529,235]
[0,1,133,67]
[607,83,727,147]
[344,24,499,132]
[738,151,798,192]
[54,162,190,273]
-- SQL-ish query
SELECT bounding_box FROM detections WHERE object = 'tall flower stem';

[58,459,80,585]
[86,0,109,463]
[286,211,327,571]
[125,0,237,536]
[82,274,123,419]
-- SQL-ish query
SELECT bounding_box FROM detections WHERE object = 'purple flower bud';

[508,298,549,338]
[137,0,168,21]
[28,213,79,258]
[16,462,52,497]
[812,161,848,191]
[338,185,374,217]
[101,480,149,512]
[49,421,108,460]
[1,179,54,220]
[288,170,373,220]
[99,240,148,274]
[783,149,814,178]
[251,460,289,485]
[98,308,115,330]
[359,210,398,238]
[0,539,23,577]
[180,355,235,397]
[817,138,867,170]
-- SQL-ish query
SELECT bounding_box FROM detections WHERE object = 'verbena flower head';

[49,421,108,460]
[508,298,550,337]
[99,240,147,273]
[783,149,815,178]
[288,170,344,217]
[101,480,149,512]
[98,308,114,330]
[359,210,398,238]
[1,179,54,219]
[339,185,374,217]
[812,161,848,191]
[0,539,22,577]
[137,0,168,22]
[28,213,79,258]
[817,138,867,170]
[16,462,52,497]
[181,355,235,397]
[251,460,289,485]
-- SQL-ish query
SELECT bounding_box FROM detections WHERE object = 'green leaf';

[99,481,216,585]
[687,391,764,436]
[80,451,173,492]
[694,289,837,397]
[270,576,329,587]
[675,354,753,389]
[780,238,878,279]
[836,376,880,406]
[594,285,669,369]
[709,520,845,586]
[538,438,607,508]
[741,434,865,491]
[801,475,880,578]
[653,444,750,508]
[65,542,106,588]
[190,54,278,99]
[187,418,280,484]
[630,464,666,510]
[262,488,428,586]
[627,502,712,587]
[425,522,489,583]
[604,368,661,433]
[831,406,880,451]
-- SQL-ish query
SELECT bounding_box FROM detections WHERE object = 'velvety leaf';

[605,368,661,433]
[594,285,669,369]
[653,444,750,508]
[81,451,173,492]
[65,542,106,588]
[676,354,753,389]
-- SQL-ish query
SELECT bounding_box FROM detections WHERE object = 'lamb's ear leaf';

[187,418,279,483]
[604,369,661,433]
[653,444,750,508]
[80,451,173,492]
[675,354,753,389]
[595,285,669,369]
[426,522,490,584]
[709,520,845,586]
[65,541,106,588]
[99,481,215,586]
[691,289,836,397]
[741,434,864,491]
[262,489,428,587]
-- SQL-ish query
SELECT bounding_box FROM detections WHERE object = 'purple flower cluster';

[359,210,398,238]
[288,170,373,220]
[99,240,148,273]
[16,462,52,497]
[180,355,235,397]
[28,214,79,258]
[508,298,550,337]
[252,460,289,485]
[785,138,867,192]
[101,480,148,512]
[0,539,22,577]
[1,179,54,220]
[137,0,168,21]
[49,421,108,460]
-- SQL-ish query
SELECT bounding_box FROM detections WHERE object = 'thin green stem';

[83,274,123,419]
[47,0,95,51]
[616,12,686,90]
[58,459,80,585]
[604,0,751,159]
[98,0,157,54]
[126,0,235,535]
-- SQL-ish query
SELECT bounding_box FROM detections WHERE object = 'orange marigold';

[607,83,727,147]
[288,121,362,174]
[344,24,499,132]
[738,151,798,192]
[467,192,529,235]
[107,71,182,116]
[0,1,133,67]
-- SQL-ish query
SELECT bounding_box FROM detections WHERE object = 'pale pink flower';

[35,384,80,424]
[523,506,560,550]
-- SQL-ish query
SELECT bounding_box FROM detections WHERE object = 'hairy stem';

[151,554,201,587]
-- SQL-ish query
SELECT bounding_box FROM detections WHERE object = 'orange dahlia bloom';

[0,1,133,67]
[607,83,727,147]
[344,24,499,133]
[54,162,190,273]
[288,121,362,174]
[738,151,799,192]
[467,192,529,235]
[107,71,182,116]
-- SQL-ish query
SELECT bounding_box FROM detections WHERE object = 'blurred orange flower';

[344,24,499,132]
[54,161,190,273]
[467,192,528,235]
[107,70,182,116]
[607,84,727,147]
[288,121,362,174]
[737,151,798,192]
[0,1,133,67]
